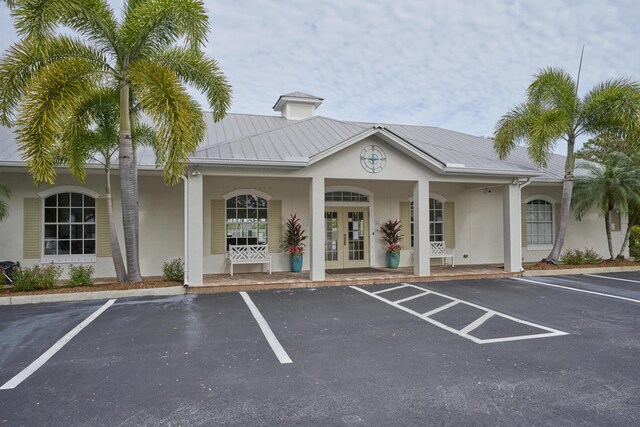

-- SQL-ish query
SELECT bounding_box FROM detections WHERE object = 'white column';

[413,179,430,277]
[309,176,325,281]
[503,183,522,273]
[187,172,204,285]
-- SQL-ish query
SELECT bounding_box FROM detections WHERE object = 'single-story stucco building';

[0,92,627,285]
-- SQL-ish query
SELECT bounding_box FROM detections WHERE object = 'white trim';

[39,188,99,262]
[325,186,375,267]
[408,192,446,203]
[42,255,97,264]
[524,194,556,204]
[222,189,272,201]
[38,186,100,199]
[524,197,556,248]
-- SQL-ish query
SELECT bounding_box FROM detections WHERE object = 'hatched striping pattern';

[351,283,568,344]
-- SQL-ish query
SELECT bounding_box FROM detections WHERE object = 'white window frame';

[38,186,100,263]
[223,190,271,250]
[524,195,556,251]
[409,193,446,248]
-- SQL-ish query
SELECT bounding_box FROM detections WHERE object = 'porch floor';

[189,264,521,294]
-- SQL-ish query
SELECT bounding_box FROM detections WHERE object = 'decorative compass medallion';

[360,145,387,174]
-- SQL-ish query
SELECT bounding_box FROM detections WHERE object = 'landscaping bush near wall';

[560,248,604,265]
[163,258,184,282]
[12,264,63,291]
[67,265,95,287]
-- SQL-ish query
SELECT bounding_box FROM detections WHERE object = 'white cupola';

[273,92,324,120]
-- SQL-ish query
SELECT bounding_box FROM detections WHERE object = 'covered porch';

[191,264,520,293]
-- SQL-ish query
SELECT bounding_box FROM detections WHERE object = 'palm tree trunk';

[119,80,143,283]
[604,210,614,260]
[129,108,140,259]
[546,139,576,263]
[105,166,127,282]
[618,222,632,259]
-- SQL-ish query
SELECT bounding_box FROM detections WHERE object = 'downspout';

[517,178,532,272]
[180,175,189,287]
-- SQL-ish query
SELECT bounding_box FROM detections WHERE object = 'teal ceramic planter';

[386,251,400,268]
[290,254,303,272]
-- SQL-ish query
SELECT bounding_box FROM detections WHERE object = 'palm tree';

[0,184,9,221]
[572,152,640,260]
[494,67,640,263]
[61,88,157,282]
[0,0,232,282]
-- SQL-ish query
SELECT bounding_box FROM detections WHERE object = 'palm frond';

[153,47,231,121]
[120,0,209,60]
[129,59,205,184]
[527,67,578,113]
[580,78,640,135]
[0,35,112,125]
[8,0,118,52]
[0,183,10,221]
[493,103,533,159]
[15,57,101,184]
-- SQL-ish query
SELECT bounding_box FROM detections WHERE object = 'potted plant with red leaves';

[281,213,307,272]
[380,219,403,268]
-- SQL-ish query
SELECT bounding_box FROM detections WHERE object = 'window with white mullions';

[225,194,268,250]
[410,198,444,247]
[526,199,553,245]
[44,192,96,256]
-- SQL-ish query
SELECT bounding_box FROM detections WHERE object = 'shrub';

[67,264,94,287]
[163,258,184,282]
[560,248,603,265]
[630,225,640,258]
[12,264,62,291]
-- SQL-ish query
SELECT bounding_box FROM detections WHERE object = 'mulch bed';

[524,259,638,271]
[1,279,182,296]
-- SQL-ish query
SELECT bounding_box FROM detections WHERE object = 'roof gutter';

[442,165,541,178]
[188,157,309,169]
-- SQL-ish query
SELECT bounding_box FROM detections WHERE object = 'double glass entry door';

[324,208,369,269]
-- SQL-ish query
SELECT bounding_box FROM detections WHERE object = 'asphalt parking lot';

[1,272,639,426]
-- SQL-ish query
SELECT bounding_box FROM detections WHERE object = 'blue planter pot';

[290,254,303,272]
[387,251,400,269]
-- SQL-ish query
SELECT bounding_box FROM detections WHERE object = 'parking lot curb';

[0,286,186,306]
[523,265,640,277]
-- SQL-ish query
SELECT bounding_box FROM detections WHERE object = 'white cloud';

[1,0,639,151]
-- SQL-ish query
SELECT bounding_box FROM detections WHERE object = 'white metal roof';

[0,109,576,180]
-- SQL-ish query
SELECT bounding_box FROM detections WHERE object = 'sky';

[1,0,640,153]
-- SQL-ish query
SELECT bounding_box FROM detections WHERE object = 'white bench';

[228,244,272,276]
[430,242,454,266]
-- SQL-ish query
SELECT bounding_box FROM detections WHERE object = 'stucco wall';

[0,170,182,279]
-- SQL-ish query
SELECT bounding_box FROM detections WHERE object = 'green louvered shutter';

[399,201,411,250]
[521,204,528,247]
[23,198,42,259]
[444,202,455,248]
[211,200,225,254]
[268,200,282,253]
[96,198,111,257]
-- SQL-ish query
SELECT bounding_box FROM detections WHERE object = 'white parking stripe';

[585,274,640,284]
[351,284,568,344]
[240,292,292,364]
[373,284,408,295]
[515,277,640,305]
[422,300,459,317]
[459,311,494,335]
[393,291,431,304]
[1,299,116,390]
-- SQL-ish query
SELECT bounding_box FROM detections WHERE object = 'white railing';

[228,244,272,276]
[430,242,454,266]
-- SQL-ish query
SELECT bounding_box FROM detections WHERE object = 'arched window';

[526,199,553,245]
[226,194,268,249]
[410,197,444,246]
[43,192,96,257]
[325,191,369,202]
